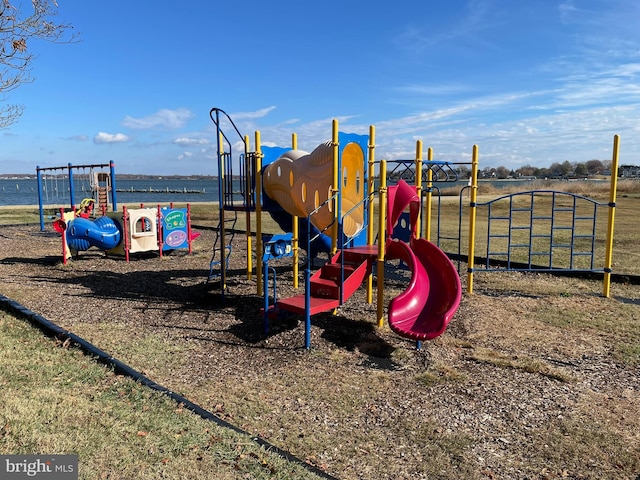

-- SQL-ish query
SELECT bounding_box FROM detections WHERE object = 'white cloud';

[397,83,474,97]
[122,108,194,129]
[393,0,499,54]
[228,106,276,121]
[94,132,130,144]
[173,137,209,146]
[558,1,579,23]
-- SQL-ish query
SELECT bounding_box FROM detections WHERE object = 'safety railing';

[474,190,604,273]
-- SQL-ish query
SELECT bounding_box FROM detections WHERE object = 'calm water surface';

[0,178,220,206]
[0,176,556,207]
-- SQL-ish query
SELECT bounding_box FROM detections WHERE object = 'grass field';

[0,311,324,480]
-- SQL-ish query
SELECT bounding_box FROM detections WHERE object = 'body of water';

[0,178,221,206]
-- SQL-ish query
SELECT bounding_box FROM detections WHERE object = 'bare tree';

[494,165,510,179]
[586,159,604,175]
[1,0,77,128]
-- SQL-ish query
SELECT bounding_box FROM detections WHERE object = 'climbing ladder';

[208,107,252,291]
[208,210,238,283]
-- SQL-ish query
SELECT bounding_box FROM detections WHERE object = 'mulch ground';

[1,225,639,480]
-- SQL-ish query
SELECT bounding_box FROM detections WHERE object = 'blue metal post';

[67,163,75,209]
[110,160,118,211]
[263,259,270,334]
[36,167,45,231]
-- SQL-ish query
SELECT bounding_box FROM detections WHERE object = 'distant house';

[619,165,640,178]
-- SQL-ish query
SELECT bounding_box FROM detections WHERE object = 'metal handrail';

[209,107,247,150]
[339,191,377,249]
[306,192,338,257]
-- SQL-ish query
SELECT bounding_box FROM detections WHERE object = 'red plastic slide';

[386,237,462,342]
[384,179,462,341]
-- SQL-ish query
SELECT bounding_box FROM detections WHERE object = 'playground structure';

[53,199,199,264]
[37,161,117,232]
[208,108,466,348]
[207,108,621,349]
[53,202,197,264]
[37,160,199,263]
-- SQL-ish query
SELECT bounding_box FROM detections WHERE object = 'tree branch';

[1,0,77,127]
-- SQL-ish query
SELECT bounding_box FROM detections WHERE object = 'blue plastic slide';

[65,216,121,251]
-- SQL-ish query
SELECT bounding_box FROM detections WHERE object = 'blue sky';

[2,0,639,175]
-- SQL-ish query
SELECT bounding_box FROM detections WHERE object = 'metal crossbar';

[385,159,462,183]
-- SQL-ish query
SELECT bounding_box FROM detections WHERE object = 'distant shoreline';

[0,201,220,209]
[0,174,218,180]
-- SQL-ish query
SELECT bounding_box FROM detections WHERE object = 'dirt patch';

[1,225,639,479]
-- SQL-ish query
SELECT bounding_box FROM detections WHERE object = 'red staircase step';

[310,277,339,298]
[341,245,379,258]
[276,295,340,316]
[275,246,378,319]
[318,263,356,281]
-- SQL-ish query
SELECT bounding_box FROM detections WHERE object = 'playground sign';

[161,207,189,250]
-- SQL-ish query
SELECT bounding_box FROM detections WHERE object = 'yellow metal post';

[255,131,263,296]
[415,140,423,239]
[331,119,339,255]
[424,147,433,241]
[292,132,299,289]
[244,135,252,280]
[376,160,387,328]
[467,145,479,294]
[366,125,376,304]
[603,134,620,298]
